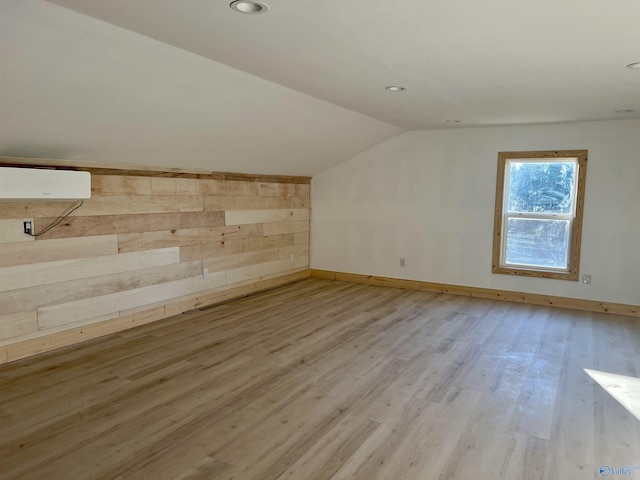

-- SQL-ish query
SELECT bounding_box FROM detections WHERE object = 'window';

[492,150,588,281]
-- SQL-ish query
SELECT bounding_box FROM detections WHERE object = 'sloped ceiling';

[0,1,402,175]
[1,0,639,175]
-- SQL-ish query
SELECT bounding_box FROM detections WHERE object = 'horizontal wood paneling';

[33,212,225,239]
[225,208,309,225]
[118,224,262,253]
[0,202,86,219]
[294,231,310,244]
[0,311,37,340]
[0,261,203,316]
[37,272,227,329]
[263,220,310,235]
[92,175,152,195]
[203,249,280,272]
[226,256,309,284]
[0,235,118,268]
[179,234,293,262]
[258,182,310,196]
[311,270,640,317]
[0,162,310,360]
[204,195,308,211]
[0,219,34,243]
[279,243,310,259]
[79,195,205,215]
[0,248,180,292]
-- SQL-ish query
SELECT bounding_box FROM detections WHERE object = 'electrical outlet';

[203,268,209,279]
[399,257,405,267]
[23,220,33,235]
[290,254,294,264]
[582,274,591,285]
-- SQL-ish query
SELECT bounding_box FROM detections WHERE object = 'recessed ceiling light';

[614,109,635,113]
[445,120,461,123]
[626,62,640,69]
[230,0,269,14]
[385,86,407,92]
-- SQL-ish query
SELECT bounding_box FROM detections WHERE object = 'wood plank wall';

[0,166,311,363]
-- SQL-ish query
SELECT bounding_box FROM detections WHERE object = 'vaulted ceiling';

[1,0,639,175]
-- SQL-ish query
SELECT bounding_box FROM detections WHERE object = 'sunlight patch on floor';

[585,368,640,421]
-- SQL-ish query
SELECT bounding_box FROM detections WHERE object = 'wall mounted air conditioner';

[0,167,91,201]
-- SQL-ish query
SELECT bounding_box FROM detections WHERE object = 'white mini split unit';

[0,167,91,201]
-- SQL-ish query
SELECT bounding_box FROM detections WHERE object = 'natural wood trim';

[491,150,588,281]
[310,269,639,318]
[0,156,311,184]
[2,270,310,364]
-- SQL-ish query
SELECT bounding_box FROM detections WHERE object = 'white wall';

[311,119,640,305]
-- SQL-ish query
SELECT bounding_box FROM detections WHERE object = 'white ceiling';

[1,0,639,175]
[47,0,640,128]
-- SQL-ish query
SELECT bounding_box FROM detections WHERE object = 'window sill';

[492,265,579,281]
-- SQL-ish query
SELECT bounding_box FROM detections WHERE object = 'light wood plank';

[0,260,202,317]
[203,248,280,272]
[92,175,152,195]
[294,231,310,244]
[225,208,309,225]
[179,233,293,262]
[258,182,310,197]
[187,268,309,310]
[0,235,118,268]
[0,202,88,219]
[0,194,204,219]
[0,247,180,292]
[0,310,37,341]
[33,211,225,239]
[263,220,310,235]
[117,224,262,253]
[201,179,259,196]
[81,195,204,215]
[0,219,34,243]
[279,243,310,259]
[37,272,227,329]
[149,177,211,196]
[204,195,308,211]
[226,256,309,285]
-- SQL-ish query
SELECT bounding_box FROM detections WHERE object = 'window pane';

[507,161,576,214]
[504,218,570,269]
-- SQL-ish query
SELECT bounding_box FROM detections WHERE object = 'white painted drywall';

[311,119,640,306]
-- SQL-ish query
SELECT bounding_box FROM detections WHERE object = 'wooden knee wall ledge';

[310,269,639,318]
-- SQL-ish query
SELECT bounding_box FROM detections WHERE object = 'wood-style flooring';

[1,278,639,479]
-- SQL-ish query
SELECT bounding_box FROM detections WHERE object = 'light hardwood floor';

[1,279,639,479]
